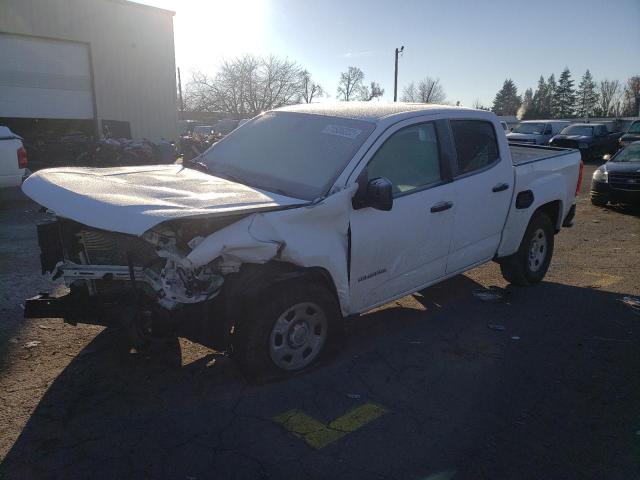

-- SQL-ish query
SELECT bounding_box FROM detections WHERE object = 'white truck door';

[446,119,513,273]
[349,120,455,313]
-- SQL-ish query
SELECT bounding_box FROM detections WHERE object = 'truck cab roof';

[276,102,483,126]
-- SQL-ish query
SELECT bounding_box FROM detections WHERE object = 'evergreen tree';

[575,70,598,119]
[521,88,533,118]
[529,75,547,118]
[554,68,576,118]
[492,79,522,116]
[546,74,558,118]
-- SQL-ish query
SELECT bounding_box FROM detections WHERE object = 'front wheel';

[499,211,555,286]
[232,281,341,377]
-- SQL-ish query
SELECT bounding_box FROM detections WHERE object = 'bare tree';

[298,70,324,103]
[416,77,446,104]
[184,54,304,118]
[622,76,640,116]
[597,79,620,117]
[401,82,418,102]
[361,81,385,101]
[336,66,365,101]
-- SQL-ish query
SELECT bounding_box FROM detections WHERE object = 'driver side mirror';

[603,154,611,161]
[353,176,393,211]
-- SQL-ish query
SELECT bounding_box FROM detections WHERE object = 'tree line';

[490,68,640,119]
[183,54,450,118]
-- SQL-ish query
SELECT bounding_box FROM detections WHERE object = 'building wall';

[0,0,177,140]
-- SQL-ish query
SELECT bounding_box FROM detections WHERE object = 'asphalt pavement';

[0,164,639,479]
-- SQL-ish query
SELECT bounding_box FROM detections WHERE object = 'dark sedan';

[591,141,640,207]
[619,120,640,148]
[550,123,622,160]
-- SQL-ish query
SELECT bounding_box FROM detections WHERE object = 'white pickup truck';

[22,104,582,375]
[0,126,28,189]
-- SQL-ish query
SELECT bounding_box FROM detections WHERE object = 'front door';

[349,120,456,313]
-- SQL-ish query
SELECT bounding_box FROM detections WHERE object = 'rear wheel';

[500,211,554,286]
[232,281,341,377]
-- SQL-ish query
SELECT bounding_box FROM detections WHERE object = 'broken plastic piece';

[24,340,41,348]
[620,296,640,316]
[487,323,506,331]
[473,286,507,303]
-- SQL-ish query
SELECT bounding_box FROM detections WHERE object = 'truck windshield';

[512,123,545,134]
[560,125,594,136]
[613,143,640,162]
[200,112,375,200]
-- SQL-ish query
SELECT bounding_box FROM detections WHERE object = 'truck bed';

[509,143,576,166]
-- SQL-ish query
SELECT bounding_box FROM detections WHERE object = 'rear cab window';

[450,120,499,176]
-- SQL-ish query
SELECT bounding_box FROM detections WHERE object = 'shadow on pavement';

[1,277,640,479]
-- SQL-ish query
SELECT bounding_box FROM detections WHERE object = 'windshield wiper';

[185,159,210,173]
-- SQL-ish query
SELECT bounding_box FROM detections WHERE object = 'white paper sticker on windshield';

[321,124,362,139]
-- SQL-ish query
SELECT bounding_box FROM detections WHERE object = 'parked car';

[549,123,622,159]
[22,104,582,376]
[192,125,215,136]
[618,120,640,148]
[507,120,570,145]
[590,141,640,207]
[213,118,240,136]
[0,126,28,189]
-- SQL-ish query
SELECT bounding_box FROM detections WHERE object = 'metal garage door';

[0,34,94,119]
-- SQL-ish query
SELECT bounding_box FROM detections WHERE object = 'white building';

[0,0,177,147]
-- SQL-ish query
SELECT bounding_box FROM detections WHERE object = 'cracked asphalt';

[1,163,639,479]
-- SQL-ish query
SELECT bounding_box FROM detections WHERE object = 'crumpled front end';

[26,185,355,336]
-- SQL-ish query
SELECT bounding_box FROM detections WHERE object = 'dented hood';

[22,165,307,235]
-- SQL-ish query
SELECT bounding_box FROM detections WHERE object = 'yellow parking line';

[273,403,387,449]
[583,271,622,288]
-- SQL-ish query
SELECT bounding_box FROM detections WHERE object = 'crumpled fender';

[184,186,357,314]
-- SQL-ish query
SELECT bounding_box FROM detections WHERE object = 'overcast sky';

[139,0,640,107]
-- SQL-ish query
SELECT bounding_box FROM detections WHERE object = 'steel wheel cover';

[269,301,328,371]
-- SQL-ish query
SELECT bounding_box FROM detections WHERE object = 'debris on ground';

[9,337,19,344]
[511,336,521,340]
[347,393,361,399]
[487,323,506,331]
[38,324,53,330]
[473,286,508,303]
[18,303,25,311]
[23,341,41,349]
[620,296,640,316]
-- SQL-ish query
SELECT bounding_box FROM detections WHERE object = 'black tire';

[499,211,554,286]
[232,280,342,377]
[590,196,608,207]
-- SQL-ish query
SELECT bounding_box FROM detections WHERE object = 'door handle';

[492,183,509,192]
[430,201,453,213]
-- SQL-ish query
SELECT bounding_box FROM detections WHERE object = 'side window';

[450,120,499,175]
[366,123,441,196]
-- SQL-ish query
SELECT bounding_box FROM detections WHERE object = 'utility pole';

[177,67,184,121]
[393,46,404,102]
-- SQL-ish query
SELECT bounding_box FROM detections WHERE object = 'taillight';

[575,160,584,196]
[17,146,28,169]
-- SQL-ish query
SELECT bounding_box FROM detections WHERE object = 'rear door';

[348,119,456,312]
[446,119,513,273]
